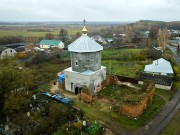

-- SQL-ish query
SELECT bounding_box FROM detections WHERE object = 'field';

[0,29,80,37]
[0,24,104,38]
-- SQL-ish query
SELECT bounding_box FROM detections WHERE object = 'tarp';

[58,74,65,83]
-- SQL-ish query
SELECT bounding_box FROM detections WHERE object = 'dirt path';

[50,81,61,94]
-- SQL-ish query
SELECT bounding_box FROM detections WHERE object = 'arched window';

[75,60,78,66]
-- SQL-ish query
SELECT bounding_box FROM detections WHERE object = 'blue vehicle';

[52,93,73,104]
[42,92,73,104]
[42,92,53,98]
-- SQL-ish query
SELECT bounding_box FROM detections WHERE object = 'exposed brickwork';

[80,92,93,103]
[121,81,156,118]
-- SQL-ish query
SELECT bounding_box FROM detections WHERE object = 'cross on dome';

[82,19,87,34]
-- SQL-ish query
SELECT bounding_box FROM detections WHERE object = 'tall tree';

[45,33,53,40]
[157,28,169,51]
[149,26,158,40]
[59,28,68,43]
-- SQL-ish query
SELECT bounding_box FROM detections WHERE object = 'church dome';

[68,33,103,52]
[68,20,103,53]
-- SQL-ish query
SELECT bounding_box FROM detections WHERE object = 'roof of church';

[68,25,103,53]
[68,33,103,52]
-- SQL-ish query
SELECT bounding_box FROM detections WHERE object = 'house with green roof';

[40,40,64,49]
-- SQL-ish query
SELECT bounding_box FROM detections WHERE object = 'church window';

[71,83,73,90]
[75,60,78,66]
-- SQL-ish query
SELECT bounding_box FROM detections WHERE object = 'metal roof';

[68,34,103,52]
[40,40,63,46]
[0,47,8,53]
[144,58,173,75]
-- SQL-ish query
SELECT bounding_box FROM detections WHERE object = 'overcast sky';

[0,0,179,22]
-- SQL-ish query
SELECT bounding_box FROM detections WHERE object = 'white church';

[64,22,106,95]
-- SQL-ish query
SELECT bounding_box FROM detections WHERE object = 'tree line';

[0,36,24,45]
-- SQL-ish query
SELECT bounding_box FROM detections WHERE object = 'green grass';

[161,112,180,135]
[155,88,173,101]
[101,48,142,60]
[101,48,149,77]
[67,29,81,35]
[102,60,144,77]
[98,84,143,104]
[172,81,180,91]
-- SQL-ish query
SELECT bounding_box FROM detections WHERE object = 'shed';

[144,58,173,75]
[40,40,64,49]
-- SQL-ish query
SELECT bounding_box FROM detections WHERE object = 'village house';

[39,40,64,49]
[138,58,174,90]
[63,24,106,95]
[144,31,150,38]
[0,47,17,59]
[106,38,113,43]
[91,35,107,44]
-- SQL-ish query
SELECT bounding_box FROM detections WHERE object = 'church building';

[64,21,106,94]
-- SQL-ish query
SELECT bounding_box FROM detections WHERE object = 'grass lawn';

[101,48,149,77]
[101,48,142,60]
[160,111,180,135]
[102,60,144,77]
[98,84,144,105]
[155,88,173,102]
[172,81,180,91]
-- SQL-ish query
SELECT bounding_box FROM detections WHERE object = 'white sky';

[0,0,179,22]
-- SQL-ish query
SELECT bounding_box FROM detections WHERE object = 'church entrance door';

[75,87,81,95]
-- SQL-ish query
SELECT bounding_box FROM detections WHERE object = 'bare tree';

[157,28,169,51]
[45,33,53,40]
[149,26,158,40]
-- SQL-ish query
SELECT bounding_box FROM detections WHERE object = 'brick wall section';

[116,75,138,84]
[102,75,120,86]
[121,82,156,118]
[80,85,93,103]
[121,96,148,118]
[80,75,156,118]
[80,92,93,103]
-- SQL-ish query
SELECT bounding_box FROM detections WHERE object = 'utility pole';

[109,61,112,75]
